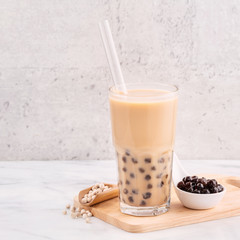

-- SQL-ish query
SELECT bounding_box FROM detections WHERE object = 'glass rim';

[109,82,179,100]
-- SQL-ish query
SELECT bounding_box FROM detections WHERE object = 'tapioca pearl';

[128,196,134,203]
[156,173,162,179]
[165,174,168,179]
[122,156,127,163]
[158,181,164,188]
[163,166,167,170]
[142,192,151,199]
[151,166,156,171]
[145,175,151,181]
[140,200,146,206]
[119,180,123,185]
[131,158,138,164]
[130,173,135,178]
[125,180,130,185]
[125,150,130,156]
[158,158,165,163]
[122,167,127,172]
[139,168,145,173]
[147,183,153,189]
[123,188,128,194]
[132,189,138,194]
[144,158,151,163]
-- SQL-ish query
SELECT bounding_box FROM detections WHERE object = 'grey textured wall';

[0,0,239,161]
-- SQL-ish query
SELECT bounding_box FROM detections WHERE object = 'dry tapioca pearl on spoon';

[81,183,112,204]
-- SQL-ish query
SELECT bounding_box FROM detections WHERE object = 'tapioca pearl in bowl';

[177,176,224,194]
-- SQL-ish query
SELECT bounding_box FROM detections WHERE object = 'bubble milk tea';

[109,84,178,216]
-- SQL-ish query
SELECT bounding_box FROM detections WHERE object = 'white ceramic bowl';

[174,184,226,210]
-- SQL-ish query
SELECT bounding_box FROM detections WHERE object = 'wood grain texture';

[74,175,240,233]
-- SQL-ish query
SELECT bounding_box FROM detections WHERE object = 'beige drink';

[109,83,178,216]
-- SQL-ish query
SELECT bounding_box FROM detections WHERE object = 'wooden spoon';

[78,183,119,207]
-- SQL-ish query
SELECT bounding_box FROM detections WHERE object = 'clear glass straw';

[99,20,127,94]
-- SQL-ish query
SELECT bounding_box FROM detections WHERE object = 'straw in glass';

[99,20,127,94]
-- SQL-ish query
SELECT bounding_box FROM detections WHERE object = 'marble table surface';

[0,159,240,240]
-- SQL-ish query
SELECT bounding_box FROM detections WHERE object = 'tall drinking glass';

[109,83,178,216]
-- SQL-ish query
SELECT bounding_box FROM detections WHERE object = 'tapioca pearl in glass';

[158,157,165,163]
[142,192,152,200]
[122,167,127,172]
[123,188,128,194]
[147,183,153,189]
[128,196,134,203]
[156,173,162,179]
[144,158,151,163]
[158,181,164,188]
[125,150,130,156]
[132,189,138,194]
[145,175,151,181]
[131,158,138,164]
[122,156,127,163]
[130,173,135,178]
[139,168,145,173]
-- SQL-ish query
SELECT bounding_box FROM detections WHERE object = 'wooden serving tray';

[74,175,240,233]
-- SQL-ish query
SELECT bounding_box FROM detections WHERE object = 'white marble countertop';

[0,160,240,240]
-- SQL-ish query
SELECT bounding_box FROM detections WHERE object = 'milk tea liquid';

[110,89,178,207]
